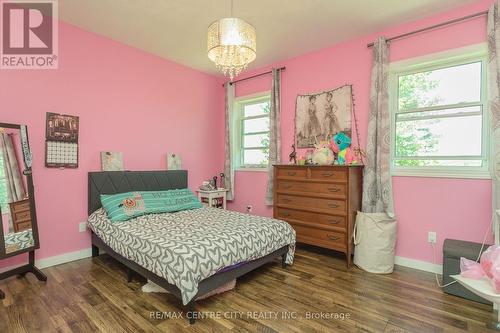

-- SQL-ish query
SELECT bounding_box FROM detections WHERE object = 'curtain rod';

[223,66,286,86]
[367,10,488,48]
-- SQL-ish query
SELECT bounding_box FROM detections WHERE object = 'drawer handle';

[327,234,341,241]
[287,172,297,176]
[328,203,339,208]
[282,198,292,203]
[281,212,291,217]
[328,187,340,192]
[328,219,340,225]
[321,172,334,177]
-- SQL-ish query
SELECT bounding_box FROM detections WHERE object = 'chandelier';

[207,3,256,80]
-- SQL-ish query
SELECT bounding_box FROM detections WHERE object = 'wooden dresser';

[273,165,363,267]
[9,198,32,232]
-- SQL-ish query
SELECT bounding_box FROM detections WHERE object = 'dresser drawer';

[310,167,347,182]
[13,210,31,222]
[291,224,346,250]
[15,221,32,232]
[276,167,307,179]
[276,194,346,215]
[277,181,346,198]
[10,200,30,212]
[276,208,346,230]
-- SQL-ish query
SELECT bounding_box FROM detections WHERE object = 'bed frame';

[88,171,289,324]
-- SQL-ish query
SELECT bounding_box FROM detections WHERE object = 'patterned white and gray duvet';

[4,229,34,253]
[87,207,296,304]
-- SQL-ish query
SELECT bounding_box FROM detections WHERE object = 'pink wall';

[0,21,224,266]
[0,0,494,269]
[227,0,495,264]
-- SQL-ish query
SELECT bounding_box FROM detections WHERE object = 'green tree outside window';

[396,72,440,166]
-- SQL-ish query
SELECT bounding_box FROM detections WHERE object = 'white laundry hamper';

[353,211,397,274]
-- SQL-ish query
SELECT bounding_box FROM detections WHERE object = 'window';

[233,93,271,169]
[0,153,9,214]
[390,48,489,178]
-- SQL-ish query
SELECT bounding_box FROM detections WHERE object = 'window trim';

[232,91,271,171]
[389,44,490,179]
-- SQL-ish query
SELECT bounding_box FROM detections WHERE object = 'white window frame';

[389,44,490,179]
[232,91,271,171]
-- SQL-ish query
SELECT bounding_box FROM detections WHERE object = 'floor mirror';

[0,123,46,300]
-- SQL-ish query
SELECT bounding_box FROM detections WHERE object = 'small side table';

[197,189,228,209]
[453,274,500,330]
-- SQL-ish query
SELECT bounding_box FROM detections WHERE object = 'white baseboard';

[395,255,442,274]
[37,248,93,269]
[0,247,95,274]
[1,248,442,276]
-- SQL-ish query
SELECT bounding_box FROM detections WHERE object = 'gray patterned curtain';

[0,133,26,232]
[488,2,500,243]
[265,68,282,205]
[224,82,235,200]
[362,37,394,216]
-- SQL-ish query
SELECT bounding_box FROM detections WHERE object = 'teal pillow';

[100,189,202,222]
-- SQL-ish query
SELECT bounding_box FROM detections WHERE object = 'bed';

[87,171,296,324]
[4,229,34,254]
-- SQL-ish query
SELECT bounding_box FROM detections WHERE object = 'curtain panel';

[361,36,394,216]
[488,2,500,243]
[0,133,26,232]
[265,68,282,205]
[224,83,235,201]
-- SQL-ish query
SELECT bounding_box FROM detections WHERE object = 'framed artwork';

[101,152,124,171]
[45,112,79,168]
[295,85,352,148]
[167,153,182,170]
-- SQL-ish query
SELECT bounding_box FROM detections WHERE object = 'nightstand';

[197,189,228,209]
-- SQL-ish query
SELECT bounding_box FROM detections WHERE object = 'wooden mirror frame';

[0,122,40,259]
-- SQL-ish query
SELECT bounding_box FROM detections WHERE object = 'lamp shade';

[207,17,256,79]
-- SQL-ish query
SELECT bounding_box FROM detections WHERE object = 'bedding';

[100,189,202,222]
[4,229,34,253]
[87,206,296,304]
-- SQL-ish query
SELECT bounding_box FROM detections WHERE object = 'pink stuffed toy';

[460,245,500,293]
[460,258,485,279]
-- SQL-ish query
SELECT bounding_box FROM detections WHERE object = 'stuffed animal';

[311,140,335,165]
[331,132,357,165]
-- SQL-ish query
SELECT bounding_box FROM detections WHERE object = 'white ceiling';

[58,0,477,76]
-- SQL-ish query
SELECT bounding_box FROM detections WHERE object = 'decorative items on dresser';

[197,189,228,209]
[273,165,363,267]
[9,198,32,232]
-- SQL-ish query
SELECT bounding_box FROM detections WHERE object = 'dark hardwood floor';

[0,245,497,333]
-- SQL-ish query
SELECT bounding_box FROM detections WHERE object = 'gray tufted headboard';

[87,170,188,215]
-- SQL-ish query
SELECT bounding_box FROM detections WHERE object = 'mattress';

[87,207,296,305]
